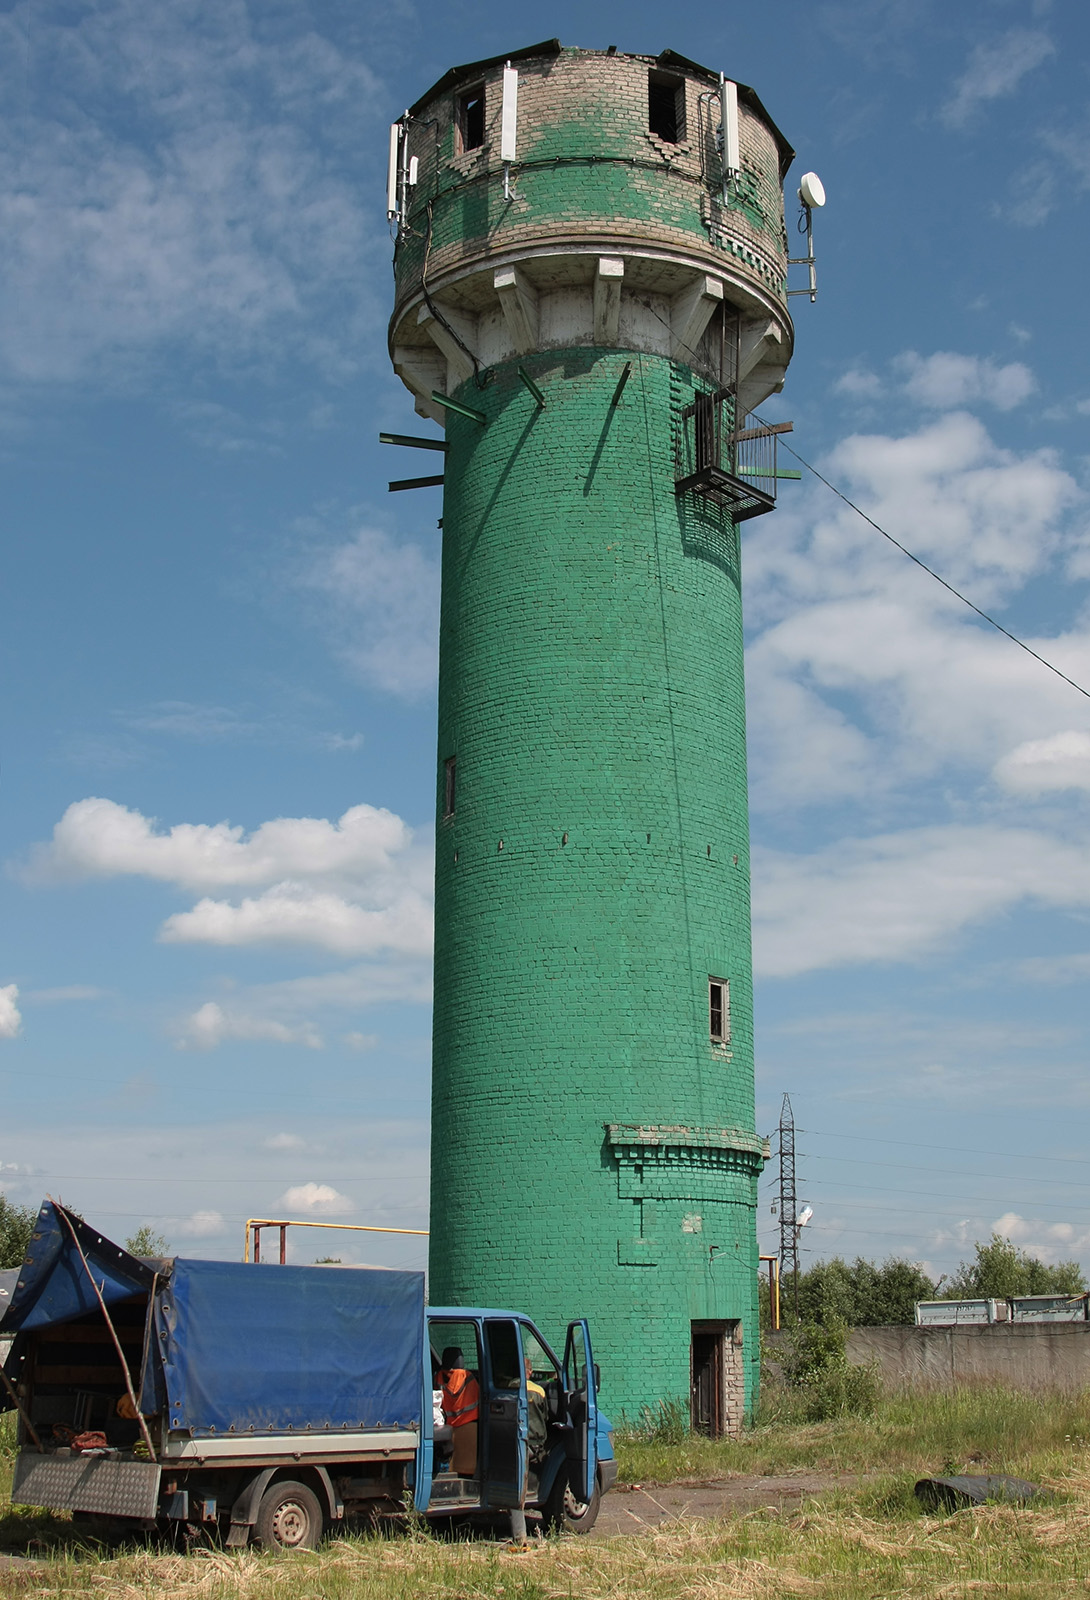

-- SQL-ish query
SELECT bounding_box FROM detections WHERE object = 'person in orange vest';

[438,1346,479,1478]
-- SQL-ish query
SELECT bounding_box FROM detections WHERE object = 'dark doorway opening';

[690,1319,742,1438]
[690,1322,724,1436]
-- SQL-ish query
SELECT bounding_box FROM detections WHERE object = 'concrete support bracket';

[670,273,724,364]
[392,345,447,424]
[418,301,478,388]
[593,257,624,347]
[493,265,539,354]
[737,318,781,381]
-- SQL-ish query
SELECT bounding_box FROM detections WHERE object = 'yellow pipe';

[244,1217,429,1263]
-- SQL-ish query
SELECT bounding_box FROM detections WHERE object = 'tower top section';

[388,43,797,423]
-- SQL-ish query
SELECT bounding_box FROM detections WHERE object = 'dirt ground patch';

[592,1472,853,1536]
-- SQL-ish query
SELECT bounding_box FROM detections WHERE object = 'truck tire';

[542,1467,601,1534]
[253,1480,324,1551]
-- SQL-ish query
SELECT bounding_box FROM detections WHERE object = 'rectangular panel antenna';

[501,66,518,164]
[387,122,401,220]
[722,80,739,175]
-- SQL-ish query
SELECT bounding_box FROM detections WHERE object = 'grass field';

[4,1391,1090,1597]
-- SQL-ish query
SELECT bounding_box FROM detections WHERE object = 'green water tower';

[387,42,803,1433]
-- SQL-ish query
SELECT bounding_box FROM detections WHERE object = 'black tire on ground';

[253,1479,324,1551]
[541,1466,601,1534]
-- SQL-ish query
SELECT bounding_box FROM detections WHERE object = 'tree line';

[779,1235,1087,1328]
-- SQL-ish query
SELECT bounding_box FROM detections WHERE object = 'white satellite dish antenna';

[797,1204,814,1228]
[798,172,826,209]
[789,176,826,302]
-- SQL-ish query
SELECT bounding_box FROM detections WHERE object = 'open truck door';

[481,1318,527,1509]
[562,1319,598,1505]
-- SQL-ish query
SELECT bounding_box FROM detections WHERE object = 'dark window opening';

[709,977,729,1043]
[443,756,456,817]
[457,85,485,151]
[648,71,684,143]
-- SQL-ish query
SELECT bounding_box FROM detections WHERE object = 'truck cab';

[423,1309,616,1532]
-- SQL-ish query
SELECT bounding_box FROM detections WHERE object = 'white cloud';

[302,525,441,699]
[321,732,365,753]
[177,1001,323,1051]
[25,797,413,892]
[941,29,1054,127]
[22,985,103,1004]
[264,1132,307,1151]
[0,1,388,388]
[1020,951,1090,984]
[834,367,882,399]
[174,1209,225,1239]
[119,702,257,740]
[1000,160,1058,229]
[0,985,22,1039]
[344,1031,378,1051]
[991,1212,1090,1262]
[223,962,432,1016]
[753,824,1090,978]
[1042,124,1090,191]
[160,881,432,956]
[743,409,1086,810]
[994,731,1090,794]
[898,352,1036,411]
[279,1182,354,1216]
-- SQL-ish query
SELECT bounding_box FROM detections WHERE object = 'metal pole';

[778,1095,799,1321]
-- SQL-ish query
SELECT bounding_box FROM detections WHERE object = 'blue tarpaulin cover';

[156,1259,425,1436]
[0,1201,154,1334]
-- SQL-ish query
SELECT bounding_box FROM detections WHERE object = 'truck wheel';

[253,1480,324,1551]
[542,1467,601,1534]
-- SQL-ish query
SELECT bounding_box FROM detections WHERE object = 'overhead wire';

[795,1126,1090,1169]
[637,287,1090,704]
[748,409,1090,704]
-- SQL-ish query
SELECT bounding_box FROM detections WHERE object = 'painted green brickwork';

[392,47,791,333]
[429,347,765,1420]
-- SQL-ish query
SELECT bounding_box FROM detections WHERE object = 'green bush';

[787,1255,936,1327]
[775,1319,879,1423]
[124,1225,170,1257]
[0,1196,35,1271]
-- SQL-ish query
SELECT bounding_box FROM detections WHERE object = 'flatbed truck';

[1,1202,615,1547]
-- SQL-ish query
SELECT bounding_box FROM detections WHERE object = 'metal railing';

[676,391,793,521]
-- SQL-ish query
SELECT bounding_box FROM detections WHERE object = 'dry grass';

[6,1391,1090,1597]
[6,1499,1090,1600]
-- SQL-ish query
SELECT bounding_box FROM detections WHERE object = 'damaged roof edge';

[405,41,794,177]
[656,49,795,175]
[407,39,562,118]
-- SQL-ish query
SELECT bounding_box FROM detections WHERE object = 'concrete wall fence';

[846,1323,1090,1392]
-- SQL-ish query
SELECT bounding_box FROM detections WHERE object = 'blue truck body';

[1,1203,615,1544]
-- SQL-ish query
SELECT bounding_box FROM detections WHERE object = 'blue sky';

[3,0,1090,1281]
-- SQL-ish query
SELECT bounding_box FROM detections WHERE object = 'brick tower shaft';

[388,42,796,1431]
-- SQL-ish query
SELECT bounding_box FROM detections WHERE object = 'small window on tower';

[457,84,486,152]
[443,756,456,817]
[648,71,685,143]
[709,978,730,1044]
